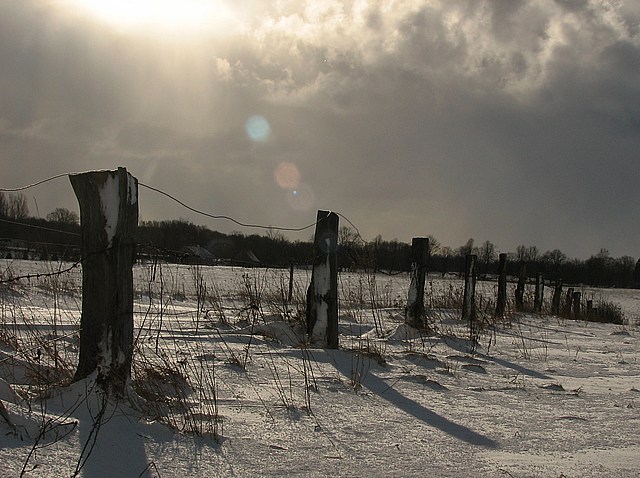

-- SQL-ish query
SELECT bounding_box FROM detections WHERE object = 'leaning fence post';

[306,210,339,348]
[495,253,507,318]
[534,272,544,313]
[69,167,138,397]
[405,237,429,329]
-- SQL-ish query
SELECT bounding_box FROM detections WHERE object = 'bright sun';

[64,0,237,35]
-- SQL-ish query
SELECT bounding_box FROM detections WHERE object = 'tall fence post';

[405,237,429,329]
[495,253,507,318]
[534,272,544,313]
[70,167,138,397]
[306,210,339,348]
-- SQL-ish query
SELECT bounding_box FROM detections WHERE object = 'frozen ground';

[1,259,640,477]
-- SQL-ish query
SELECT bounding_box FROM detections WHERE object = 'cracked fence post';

[306,210,339,348]
[70,167,138,397]
[405,237,429,329]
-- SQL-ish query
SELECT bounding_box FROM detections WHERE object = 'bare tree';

[0,192,7,218]
[516,244,539,263]
[542,249,567,278]
[457,238,474,257]
[338,225,361,247]
[46,207,79,225]
[7,193,29,220]
[478,240,496,275]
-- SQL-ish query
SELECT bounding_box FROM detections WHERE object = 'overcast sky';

[1,0,639,258]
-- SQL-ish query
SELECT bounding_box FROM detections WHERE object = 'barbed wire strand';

[138,182,320,233]
[0,172,76,192]
[0,173,387,253]
[0,218,80,236]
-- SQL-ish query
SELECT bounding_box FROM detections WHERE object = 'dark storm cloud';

[1,0,639,258]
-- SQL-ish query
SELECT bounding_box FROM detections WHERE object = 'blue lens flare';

[245,115,271,142]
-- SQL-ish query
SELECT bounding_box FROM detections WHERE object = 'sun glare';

[64,0,237,35]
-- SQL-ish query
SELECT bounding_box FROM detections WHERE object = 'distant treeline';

[1,192,639,288]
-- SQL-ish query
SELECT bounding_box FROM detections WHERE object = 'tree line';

[1,191,639,288]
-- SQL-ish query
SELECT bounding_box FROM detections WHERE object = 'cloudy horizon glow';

[1,0,639,259]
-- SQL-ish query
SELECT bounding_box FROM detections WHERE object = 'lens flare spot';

[245,115,271,142]
[286,183,314,211]
[274,162,301,189]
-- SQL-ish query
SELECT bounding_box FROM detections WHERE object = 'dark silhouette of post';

[462,254,477,322]
[405,237,429,329]
[551,279,563,315]
[515,262,527,311]
[572,291,582,320]
[495,253,507,318]
[306,210,339,348]
[534,272,544,313]
[70,168,138,397]
[564,287,574,318]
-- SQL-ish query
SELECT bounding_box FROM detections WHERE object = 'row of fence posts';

[69,167,588,397]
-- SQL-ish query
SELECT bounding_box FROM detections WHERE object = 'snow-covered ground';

[1,260,640,477]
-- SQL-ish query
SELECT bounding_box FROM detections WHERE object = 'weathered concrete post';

[495,253,507,318]
[70,167,138,397]
[534,272,544,313]
[306,210,339,348]
[405,237,429,329]
[515,262,527,311]
[551,279,563,315]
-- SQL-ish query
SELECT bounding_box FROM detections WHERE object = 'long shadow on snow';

[292,349,498,449]
[442,335,552,380]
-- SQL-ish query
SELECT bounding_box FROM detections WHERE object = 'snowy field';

[1,259,640,477]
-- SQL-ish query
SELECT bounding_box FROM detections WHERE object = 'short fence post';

[495,253,507,318]
[70,167,138,397]
[534,272,544,313]
[306,210,339,348]
[572,291,582,320]
[515,262,527,311]
[551,279,563,315]
[405,237,429,329]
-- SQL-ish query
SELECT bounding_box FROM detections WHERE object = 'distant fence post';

[551,279,563,315]
[306,210,339,348]
[572,291,582,320]
[534,272,544,313]
[70,167,138,397]
[564,287,575,318]
[495,253,507,318]
[288,263,295,303]
[405,237,429,329]
[462,254,477,321]
[515,262,527,311]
